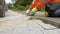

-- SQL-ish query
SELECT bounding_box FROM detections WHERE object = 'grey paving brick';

[44,30,60,34]
[39,24,57,30]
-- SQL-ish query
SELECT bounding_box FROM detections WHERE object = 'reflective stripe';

[40,0,47,4]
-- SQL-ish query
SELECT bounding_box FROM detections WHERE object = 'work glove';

[26,9,31,15]
[26,9,30,14]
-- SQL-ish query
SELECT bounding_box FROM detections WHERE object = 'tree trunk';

[0,0,5,17]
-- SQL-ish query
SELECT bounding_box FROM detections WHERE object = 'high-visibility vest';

[30,0,60,10]
[53,0,60,2]
[31,0,53,10]
[36,0,60,10]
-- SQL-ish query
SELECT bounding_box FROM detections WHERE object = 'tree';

[8,3,12,9]
[11,0,32,10]
[11,0,32,7]
[11,0,17,4]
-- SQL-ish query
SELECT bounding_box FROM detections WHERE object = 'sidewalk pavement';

[0,10,60,34]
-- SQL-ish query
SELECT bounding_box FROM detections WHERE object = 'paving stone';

[44,30,60,34]
[53,29,60,33]
[39,24,57,30]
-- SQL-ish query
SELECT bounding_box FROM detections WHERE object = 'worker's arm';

[30,0,54,15]
[35,1,45,10]
[36,0,54,10]
[30,0,39,10]
[30,1,45,15]
[26,0,39,15]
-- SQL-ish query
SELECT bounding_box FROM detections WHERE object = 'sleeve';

[30,0,39,10]
[30,4,36,10]
[35,1,45,10]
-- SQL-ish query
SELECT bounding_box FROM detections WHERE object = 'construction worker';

[26,0,60,16]
[26,0,39,15]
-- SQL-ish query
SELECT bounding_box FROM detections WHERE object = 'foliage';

[14,0,32,7]
[9,0,32,11]
[8,3,12,9]
[9,0,44,11]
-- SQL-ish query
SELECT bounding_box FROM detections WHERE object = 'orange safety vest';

[53,0,60,2]
[30,0,60,10]
[36,0,60,10]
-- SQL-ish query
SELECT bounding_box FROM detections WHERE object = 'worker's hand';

[26,9,30,13]
[26,9,31,16]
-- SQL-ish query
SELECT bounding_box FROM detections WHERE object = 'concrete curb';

[30,16,60,28]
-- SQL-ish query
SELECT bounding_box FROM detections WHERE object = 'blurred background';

[5,0,44,12]
[5,0,32,11]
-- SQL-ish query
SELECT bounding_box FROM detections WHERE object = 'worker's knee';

[50,3,60,10]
